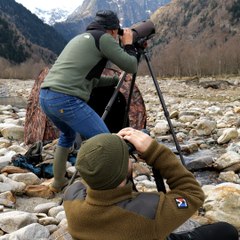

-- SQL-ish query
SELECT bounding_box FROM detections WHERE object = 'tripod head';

[118,20,155,50]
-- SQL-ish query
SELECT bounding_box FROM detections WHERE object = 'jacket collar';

[86,182,133,206]
[86,21,106,32]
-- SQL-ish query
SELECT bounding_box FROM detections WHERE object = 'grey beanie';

[76,134,129,190]
[95,10,120,30]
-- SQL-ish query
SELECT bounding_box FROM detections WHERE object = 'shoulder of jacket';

[116,192,160,219]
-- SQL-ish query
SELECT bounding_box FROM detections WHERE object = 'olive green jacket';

[41,23,138,102]
[63,140,205,240]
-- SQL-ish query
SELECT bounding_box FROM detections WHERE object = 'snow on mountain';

[33,8,70,25]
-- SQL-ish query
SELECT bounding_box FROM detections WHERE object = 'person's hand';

[120,28,133,45]
[117,127,153,154]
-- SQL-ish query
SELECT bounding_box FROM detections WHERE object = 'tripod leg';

[101,71,127,121]
[143,52,185,166]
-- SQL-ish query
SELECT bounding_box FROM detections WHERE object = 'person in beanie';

[63,127,239,240]
[39,10,138,192]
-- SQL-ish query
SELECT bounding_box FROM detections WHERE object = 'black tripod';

[102,47,185,193]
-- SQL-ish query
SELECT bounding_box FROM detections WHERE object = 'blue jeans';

[39,88,110,148]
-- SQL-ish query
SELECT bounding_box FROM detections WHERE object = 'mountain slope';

[0,0,67,55]
[54,0,170,41]
[147,0,240,76]
[0,12,56,64]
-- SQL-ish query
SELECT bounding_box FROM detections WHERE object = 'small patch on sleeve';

[175,198,188,209]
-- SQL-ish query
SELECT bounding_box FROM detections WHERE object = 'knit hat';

[94,10,120,30]
[76,134,129,190]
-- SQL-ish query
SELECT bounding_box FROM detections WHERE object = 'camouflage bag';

[24,68,59,145]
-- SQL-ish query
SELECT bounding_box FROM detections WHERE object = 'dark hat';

[94,10,120,30]
[76,134,129,190]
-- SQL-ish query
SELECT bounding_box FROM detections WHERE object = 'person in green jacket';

[39,10,138,192]
[63,127,238,240]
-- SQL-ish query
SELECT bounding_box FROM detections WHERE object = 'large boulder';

[202,183,240,230]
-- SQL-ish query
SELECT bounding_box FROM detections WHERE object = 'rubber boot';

[50,146,69,192]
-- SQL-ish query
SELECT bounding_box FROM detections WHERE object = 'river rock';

[24,184,55,199]
[179,115,196,123]
[218,171,240,183]
[55,211,66,222]
[214,151,240,170]
[0,191,16,208]
[8,172,41,185]
[206,106,222,115]
[0,211,38,233]
[153,120,170,135]
[0,223,50,240]
[0,139,11,148]
[1,126,24,141]
[217,128,239,144]
[1,166,29,174]
[180,143,199,154]
[34,202,59,214]
[46,224,58,234]
[186,156,214,171]
[0,174,26,194]
[227,142,240,154]
[48,206,64,218]
[203,183,240,230]
[7,145,27,154]
[196,119,217,136]
[0,151,16,169]
[38,216,59,226]
[234,107,240,113]
[0,105,12,112]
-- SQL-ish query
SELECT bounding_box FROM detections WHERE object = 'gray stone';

[0,223,49,240]
[34,202,59,214]
[203,183,240,230]
[9,172,41,185]
[1,126,24,141]
[0,211,38,233]
[214,151,240,170]
[48,206,64,218]
[186,156,214,171]
[217,128,238,144]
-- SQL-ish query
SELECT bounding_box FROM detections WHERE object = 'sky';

[15,0,84,12]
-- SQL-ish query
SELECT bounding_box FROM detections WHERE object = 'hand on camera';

[117,127,152,154]
[120,28,133,45]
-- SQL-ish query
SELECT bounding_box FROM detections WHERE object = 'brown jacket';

[63,140,205,240]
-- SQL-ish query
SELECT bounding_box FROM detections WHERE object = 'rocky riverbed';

[0,75,240,239]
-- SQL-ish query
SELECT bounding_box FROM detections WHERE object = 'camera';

[125,140,136,154]
[118,20,155,48]
[124,129,150,154]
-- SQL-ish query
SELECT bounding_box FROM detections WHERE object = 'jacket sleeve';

[99,34,138,74]
[140,140,205,238]
[94,75,119,88]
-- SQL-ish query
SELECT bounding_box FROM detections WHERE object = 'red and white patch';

[175,198,188,209]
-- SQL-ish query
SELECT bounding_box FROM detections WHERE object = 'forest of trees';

[0,16,29,64]
[137,0,240,78]
[142,37,240,77]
